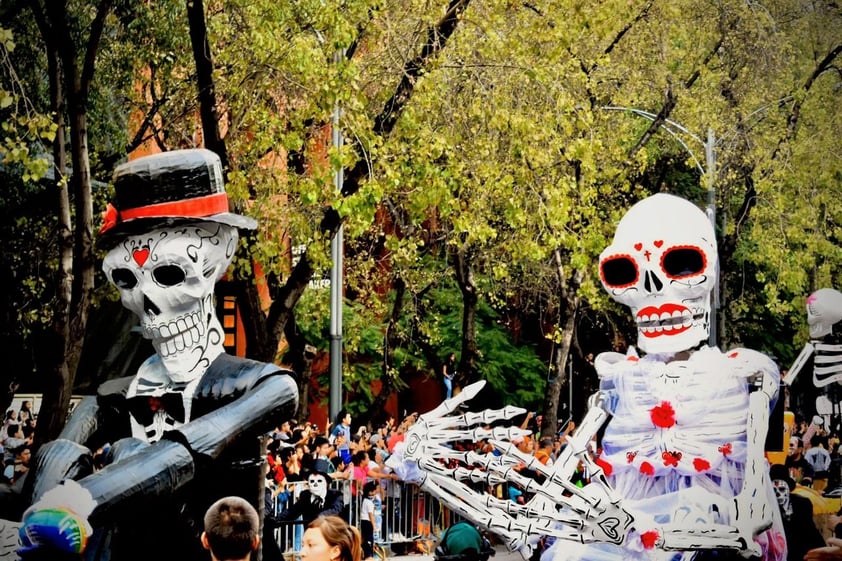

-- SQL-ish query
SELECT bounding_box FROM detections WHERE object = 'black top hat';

[98,149,256,247]
[769,464,795,491]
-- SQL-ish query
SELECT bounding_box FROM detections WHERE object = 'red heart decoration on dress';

[653,240,663,248]
[634,243,643,251]
[133,248,150,266]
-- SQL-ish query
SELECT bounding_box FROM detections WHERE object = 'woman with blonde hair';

[301,515,362,561]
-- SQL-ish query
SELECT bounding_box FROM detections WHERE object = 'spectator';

[770,463,825,560]
[442,353,456,400]
[1,410,18,443]
[805,537,842,560]
[301,515,362,561]
[534,438,554,466]
[276,465,345,528]
[201,496,260,561]
[17,401,33,424]
[360,481,378,560]
[330,410,353,460]
[787,435,812,485]
[807,434,833,492]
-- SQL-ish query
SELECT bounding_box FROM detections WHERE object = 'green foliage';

[0,26,56,183]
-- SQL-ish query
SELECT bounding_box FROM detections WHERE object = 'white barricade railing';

[270,477,464,557]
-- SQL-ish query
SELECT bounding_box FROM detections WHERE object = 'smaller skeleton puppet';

[3,149,298,561]
[784,288,842,388]
[400,193,785,561]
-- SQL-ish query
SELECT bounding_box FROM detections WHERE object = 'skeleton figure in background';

[784,288,842,388]
[2,149,298,561]
[402,193,785,561]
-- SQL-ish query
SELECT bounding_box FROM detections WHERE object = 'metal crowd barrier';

[271,477,464,558]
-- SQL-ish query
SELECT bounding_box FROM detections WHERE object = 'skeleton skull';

[599,194,717,354]
[806,288,842,339]
[308,473,328,501]
[771,479,791,515]
[102,222,239,383]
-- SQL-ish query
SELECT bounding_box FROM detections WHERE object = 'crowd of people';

[0,401,36,486]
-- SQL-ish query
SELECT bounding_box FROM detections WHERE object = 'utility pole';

[329,50,345,422]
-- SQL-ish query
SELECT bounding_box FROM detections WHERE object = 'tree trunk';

[453,242,479,387]
[541,309,577,438]
[32,0,105,443]
[186,0,228,168]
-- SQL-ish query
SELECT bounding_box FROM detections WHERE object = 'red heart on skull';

[133,248,150,266]
[634,243,643,251]
[653,240,663,248]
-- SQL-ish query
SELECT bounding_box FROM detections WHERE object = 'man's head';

[788,436,802,457]
[201,496,260,561]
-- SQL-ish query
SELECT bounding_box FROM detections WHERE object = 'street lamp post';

[602,106,718,347]
[329,50,345,422]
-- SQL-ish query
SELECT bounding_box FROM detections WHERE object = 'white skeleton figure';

[784,288,842,388]
[403,194,785,561]
[101,222,239,441]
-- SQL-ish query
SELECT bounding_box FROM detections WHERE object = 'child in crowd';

[360,481,379,560]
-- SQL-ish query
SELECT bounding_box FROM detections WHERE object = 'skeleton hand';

[403,383,634,557]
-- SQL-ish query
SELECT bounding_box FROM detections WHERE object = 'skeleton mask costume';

[99,149,257,443]
[398,194,784,561]
[308,473,328,505]
[772,480,792,518]
[599,194,717,354]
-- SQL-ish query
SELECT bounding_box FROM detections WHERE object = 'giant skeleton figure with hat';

[0,149,298,560]
[393,193,787,560]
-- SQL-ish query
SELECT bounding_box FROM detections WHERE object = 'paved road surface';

[389,544,528,561]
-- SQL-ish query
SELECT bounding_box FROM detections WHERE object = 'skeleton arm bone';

[783,342,814,385]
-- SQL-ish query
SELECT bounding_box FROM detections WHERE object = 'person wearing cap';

[10,149,299,561]
[770,463,825,560]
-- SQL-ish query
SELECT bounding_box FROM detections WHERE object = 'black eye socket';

[111,268,138,289]
[662,247,706,279]
[600,256,638,288]
[152,264,186,286]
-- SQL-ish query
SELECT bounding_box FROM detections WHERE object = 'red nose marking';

[133,249,150,266]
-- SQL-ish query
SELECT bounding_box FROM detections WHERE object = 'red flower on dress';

[595,456,613,477]
[626,451,637,463]
[99,203,120,234]
[640,530,659,549]
[718,442,733,456]
[662,451,682,467]
[693,458,710,472]
[639,461,655,476]
[650,401,676,428]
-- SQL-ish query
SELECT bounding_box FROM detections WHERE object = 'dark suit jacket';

[782,493,825,561]
[274,489,345,528]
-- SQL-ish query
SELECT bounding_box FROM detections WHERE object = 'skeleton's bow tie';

[127,392,186,425]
